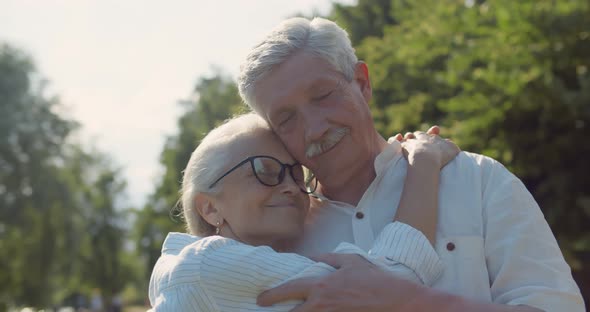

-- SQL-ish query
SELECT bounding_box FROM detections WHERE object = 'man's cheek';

[283,137,304,156]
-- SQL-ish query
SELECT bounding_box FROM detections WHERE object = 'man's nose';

[302,108,329,143]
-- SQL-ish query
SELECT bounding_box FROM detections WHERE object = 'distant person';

[110,293,122,312]
[90,289,103,312]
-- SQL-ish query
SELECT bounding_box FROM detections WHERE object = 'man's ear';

[354,61,372,103]
[194,193,221,227]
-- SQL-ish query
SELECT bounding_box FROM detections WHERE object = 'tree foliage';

[0,44,134,309]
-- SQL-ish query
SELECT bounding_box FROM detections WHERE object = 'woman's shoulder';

[177,234,262,262]
[154,234,245,272]
[152,235,245,282]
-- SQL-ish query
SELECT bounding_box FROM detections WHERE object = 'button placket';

[351,209,373,251]
[446,242,456,251]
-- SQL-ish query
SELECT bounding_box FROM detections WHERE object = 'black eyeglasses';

[209,155,318,194]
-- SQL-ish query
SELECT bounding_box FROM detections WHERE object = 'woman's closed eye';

[256,169,276,177]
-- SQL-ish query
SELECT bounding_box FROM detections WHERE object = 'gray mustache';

[305,127,350,158]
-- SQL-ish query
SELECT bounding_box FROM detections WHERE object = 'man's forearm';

[402,285,543,312]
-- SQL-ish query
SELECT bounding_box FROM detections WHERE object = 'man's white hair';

[181,113,272,236]
[237,17,357,113]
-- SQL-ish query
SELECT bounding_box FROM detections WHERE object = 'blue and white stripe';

[149,221,442,311]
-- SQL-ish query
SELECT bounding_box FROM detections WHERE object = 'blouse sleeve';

[368,221,443,286]
[198,222,443,311]
[150,221,444,311]
[150,283,217,312]
[198,237,335,311]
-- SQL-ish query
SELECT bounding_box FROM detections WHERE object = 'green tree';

[79,153,131,309]
[134,72,245,287]
[0,43,136,309]
[0,43,79,307]
[331,0,398,46]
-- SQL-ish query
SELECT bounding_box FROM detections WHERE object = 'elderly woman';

[148,113,458,311]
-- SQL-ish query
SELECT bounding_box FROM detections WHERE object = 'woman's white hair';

[181,113,272,236]
[237,17,357,113]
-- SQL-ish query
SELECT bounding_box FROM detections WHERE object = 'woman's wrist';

[407,151,442,169]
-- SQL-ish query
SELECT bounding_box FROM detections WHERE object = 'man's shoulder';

[392,150,504,173]
[442,151,515,188]
[456,151,502,167]
[443,151,500,172]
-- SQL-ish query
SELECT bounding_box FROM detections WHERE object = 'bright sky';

[0,0,354,207]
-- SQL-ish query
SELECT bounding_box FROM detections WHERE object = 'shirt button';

[355,212,364,219]
[446,242,456,251]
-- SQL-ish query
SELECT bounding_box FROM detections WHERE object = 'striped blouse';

[148,222,442,311]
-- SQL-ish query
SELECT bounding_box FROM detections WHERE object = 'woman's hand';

[390,126,460,169]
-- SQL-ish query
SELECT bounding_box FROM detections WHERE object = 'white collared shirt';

[149,222,443,311]
[295,140,584,311]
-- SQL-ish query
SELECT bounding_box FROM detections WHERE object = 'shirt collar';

[375,140,403,174]
[311,140,403,202]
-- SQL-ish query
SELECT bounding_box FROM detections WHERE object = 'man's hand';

[257,253,424,312]
[257,253,545,312]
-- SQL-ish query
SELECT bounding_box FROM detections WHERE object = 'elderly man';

[237,17,584,311]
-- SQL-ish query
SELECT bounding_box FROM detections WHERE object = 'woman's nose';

[279,172,299,194]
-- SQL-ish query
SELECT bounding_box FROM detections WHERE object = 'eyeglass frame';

[208,155,318,194]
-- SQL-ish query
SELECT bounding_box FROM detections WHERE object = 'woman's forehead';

[229,131,294,161]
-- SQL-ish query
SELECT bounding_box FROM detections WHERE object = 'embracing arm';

[202,223,446,296]
[257,253,545,312]
[394,131,460,244]
[149,219,446,311]
[149,238,335,312]
[394,154,440,245]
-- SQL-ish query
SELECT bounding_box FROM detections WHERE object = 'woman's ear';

[194,193,221,227]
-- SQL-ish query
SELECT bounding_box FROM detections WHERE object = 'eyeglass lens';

[251,157,304,187]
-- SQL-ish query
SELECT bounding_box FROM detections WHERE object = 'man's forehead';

[257,69,340,106]
[262,53,339,87]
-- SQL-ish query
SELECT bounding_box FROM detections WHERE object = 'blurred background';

[0,0,588,311]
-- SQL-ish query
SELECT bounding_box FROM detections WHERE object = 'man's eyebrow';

[308,77,340,92]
